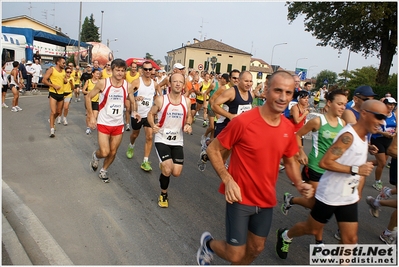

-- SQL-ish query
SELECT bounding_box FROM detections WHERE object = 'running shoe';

[279,164,285,171]
[366,196,379,218]
[57,116,61,124]
[276,228,291,259]
[15,106,22,111]
[141,161,152,172]
[126,145,134,159]
[380,231,396,245]
[196,232,214,265]
[158,193,168,208]
[86,128,91,135]
[11,106,18,112]
[281,193,293,216]
[200,135,206,146]
[2,103,8,108]
[125,123,130,131]
[49,128,55,138]
[386,162,391,169]
[334,229,341,241]
[372,180,383,191]
[377,186,392,200]
[98,169,109,183]
[78,98,81,102]
[202,121,208,127]
[63,118,68,126]
[90,151,99,172]
[198,158,206,172]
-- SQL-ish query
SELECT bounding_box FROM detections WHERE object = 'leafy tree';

[338,66,378,88]
[144,53,154,60]
[315,70,337,89]
[80,14,100,42]
[287,2,397,85]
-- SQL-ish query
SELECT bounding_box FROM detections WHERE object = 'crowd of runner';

[2,57,397,265]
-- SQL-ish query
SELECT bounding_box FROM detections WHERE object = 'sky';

[2,1,398,78]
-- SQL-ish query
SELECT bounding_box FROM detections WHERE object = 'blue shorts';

[225,202,273,246]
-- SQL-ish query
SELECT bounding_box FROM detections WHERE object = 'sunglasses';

[356,95,370,101]
[364,110,387,120]
[178,68,185,70]
[143,68,153,71]
[231,77,239,80]
[66,71,72,74]
[106,64,111,66]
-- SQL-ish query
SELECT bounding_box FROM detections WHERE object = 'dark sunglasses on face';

[66,71,71,74]
[364,110,387,120]
[231,77,239,80]
[106,64,111,66]
[143,68,153,71]
[356,95,370,101]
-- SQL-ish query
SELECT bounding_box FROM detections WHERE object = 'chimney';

[186,41,191,46]
[193,38,200,44]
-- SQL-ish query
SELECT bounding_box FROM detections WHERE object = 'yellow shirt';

[125,71,140,83]
[86,79,99,102]
[197,81,211,101]
[102,69,112,79]
[63,77,73,93]
[49,67,65,94]
[71,70,81,85]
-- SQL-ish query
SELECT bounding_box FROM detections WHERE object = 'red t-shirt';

[217,107,298,207]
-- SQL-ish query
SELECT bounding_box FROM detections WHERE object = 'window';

[216,63,221,74]
[206,52,210,55]
[227,64,232,73]
[2,49,15,63]
[189,59,194,69]
[217,54,222,56]
[241,66,246,71]
[204,61,209,71]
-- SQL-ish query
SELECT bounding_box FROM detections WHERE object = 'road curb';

[2,214,33,265]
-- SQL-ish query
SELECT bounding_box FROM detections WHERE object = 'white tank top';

[316,124,368,206]
[154,95,188,146]
[97,78,128,126]
[134,77,156,118]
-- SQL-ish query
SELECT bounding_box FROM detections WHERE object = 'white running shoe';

[11,106,18,112]
[2,103,8,108]
[49,128,55,138]
[86,128,91,135]
[63,118,68,125]
[15,106,22,111]
[57,116,61,124]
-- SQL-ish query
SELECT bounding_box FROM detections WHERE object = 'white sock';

[93,152,99,160]
[143,157,148,162]
[374,199,380,207]
[129,143,135,148]
[282,230,292,242]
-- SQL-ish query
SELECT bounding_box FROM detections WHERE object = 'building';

[249,58,273,86]
[167,38,252,74]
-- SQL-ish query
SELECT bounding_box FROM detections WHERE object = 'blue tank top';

[217,85,253,125]
[371,112,397,139]
[347,106,360,121]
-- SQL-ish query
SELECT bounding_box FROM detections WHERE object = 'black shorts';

[390,157,397,186]
[370,136,393,155]
[154,143,184,164]
[131,117,151,130]
[190,103,197,111]
[196,99,204,105]
[214,122,227,138]
[302,165,323,182]
[74,84,80,89]
[92,101,99,111]
[2,84,8,93]
[310,198,358,224]
[48,92,64,102]
[314,100,319,106]
[225,202,273,246]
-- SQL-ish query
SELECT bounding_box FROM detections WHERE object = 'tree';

[315,70,338,89]
[338,66,378,88]
[80,14,100,42]
[144,53,154,60]
[287,2,397,85]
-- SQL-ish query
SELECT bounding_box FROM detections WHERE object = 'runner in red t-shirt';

[196,70,314,265]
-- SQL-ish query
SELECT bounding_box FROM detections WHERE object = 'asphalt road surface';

[2,94,394,265]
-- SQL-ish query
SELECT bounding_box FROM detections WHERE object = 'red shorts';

[97,124,124,136]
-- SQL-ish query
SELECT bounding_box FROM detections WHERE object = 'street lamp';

[270,42,287,67]
[100,11,104,43]
[307,65,318,79]
[295,57,308,70]
[107,38,117,48]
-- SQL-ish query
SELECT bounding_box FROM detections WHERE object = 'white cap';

[384,97,397,104]
[173,63,185,69]
[26,60,33,65]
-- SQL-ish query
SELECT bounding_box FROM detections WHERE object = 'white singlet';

[316,124,368,206]
[97,78,128,126]
[134,77,156,118]
[154,95,188,146]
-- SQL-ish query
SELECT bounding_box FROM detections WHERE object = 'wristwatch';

[351,166,359,175]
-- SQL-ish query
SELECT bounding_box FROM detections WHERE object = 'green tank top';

[207,81,218,109]
[308,115,344,174]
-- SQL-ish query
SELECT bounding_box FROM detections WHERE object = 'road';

[2,93,394,265]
